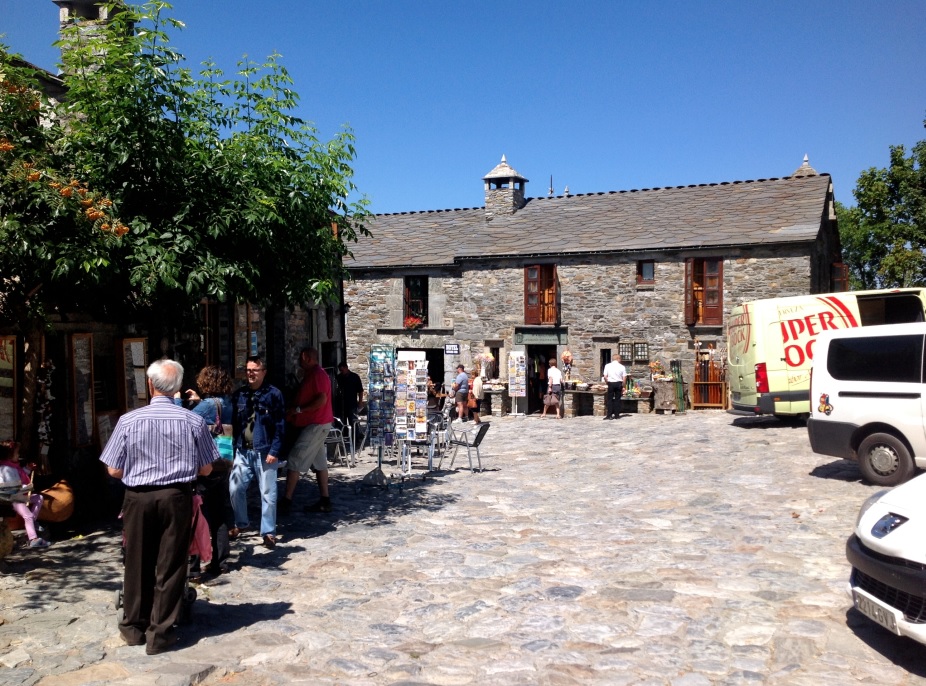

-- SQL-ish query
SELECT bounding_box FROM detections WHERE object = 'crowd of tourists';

[97,347,360,655]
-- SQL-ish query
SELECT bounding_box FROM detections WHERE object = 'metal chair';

[440,421,490,472]
[325,418,353,468]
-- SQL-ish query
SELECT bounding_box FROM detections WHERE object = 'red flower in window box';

[404,315,424,330]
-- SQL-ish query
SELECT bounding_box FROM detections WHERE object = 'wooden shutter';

[701,258,723,325]
[524,265,541,324]
[542,265,558,324]
[683,258,695,326]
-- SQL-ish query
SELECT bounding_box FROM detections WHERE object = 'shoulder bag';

[211,399,234,460]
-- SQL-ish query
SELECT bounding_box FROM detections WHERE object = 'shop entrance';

[396,347,446,391]
[526,344,557,415]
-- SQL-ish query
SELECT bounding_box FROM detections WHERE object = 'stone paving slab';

[1,412,925,685]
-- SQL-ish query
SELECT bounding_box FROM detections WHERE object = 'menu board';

[508,351,526,397]
[0,336,16,441]
[70,333,95,447]
[367,345,396,448]
[394,351,428,442]
[117,337,149,412]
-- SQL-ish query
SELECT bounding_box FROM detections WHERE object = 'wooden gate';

[691,346,727,409]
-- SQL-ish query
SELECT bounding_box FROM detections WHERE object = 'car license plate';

[853,588,901,635]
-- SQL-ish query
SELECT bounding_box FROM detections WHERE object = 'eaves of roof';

[346,174,832,270]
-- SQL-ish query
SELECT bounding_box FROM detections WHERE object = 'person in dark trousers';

[601,354,627,420]
[334,360,364,425]
[184,365,234,576]
[100,359,216,655]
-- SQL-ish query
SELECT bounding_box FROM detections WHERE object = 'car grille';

[852,568,926,623]
[857,539,926,571]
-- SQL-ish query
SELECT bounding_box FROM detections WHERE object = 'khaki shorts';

[287,423,331,473]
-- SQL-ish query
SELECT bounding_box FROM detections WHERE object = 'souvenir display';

[367,345,396,447]
[508,351,526,397]
[395,351,429,439]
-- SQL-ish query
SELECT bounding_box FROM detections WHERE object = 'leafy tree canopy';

[1,0,369,329]
[838,119,926,289]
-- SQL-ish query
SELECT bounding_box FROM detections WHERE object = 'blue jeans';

[229,448,279,536]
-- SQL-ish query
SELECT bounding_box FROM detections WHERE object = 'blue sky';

[2,1,924,214]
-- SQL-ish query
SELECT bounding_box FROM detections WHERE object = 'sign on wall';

[0,336,17,441]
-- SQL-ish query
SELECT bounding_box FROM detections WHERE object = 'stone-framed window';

[404,276,428,326]
[524,264,558,325]
[684,258,723,326]
[636,260,655,285]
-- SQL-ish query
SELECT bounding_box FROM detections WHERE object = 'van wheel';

[858,433,915,486]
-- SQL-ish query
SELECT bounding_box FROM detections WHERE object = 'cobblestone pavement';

[2,411,926,685]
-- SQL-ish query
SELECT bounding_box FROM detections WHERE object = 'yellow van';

[727,288,926,417]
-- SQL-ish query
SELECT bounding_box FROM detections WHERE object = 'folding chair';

[440,421,490,472]
[325,418,353,468]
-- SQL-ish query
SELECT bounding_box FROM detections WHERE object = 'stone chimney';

[483,155,528,220]
[53,0,127,70]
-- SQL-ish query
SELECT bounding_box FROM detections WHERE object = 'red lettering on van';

[784,318,806,343]
[784,344,805,367]
[803,315,819,337]
[817,310,836,331]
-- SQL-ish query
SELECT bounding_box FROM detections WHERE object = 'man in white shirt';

[543,358,564,419]
[601,354,627,420]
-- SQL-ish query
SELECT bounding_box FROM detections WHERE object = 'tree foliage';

[839,123,926,289]
[0,0,369,329]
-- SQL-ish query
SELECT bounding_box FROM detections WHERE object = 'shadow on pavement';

[187,600,294,640]
[845,608,926,678]
[1,528,124,608]
[731,415,808,430]
[809,459,864,483]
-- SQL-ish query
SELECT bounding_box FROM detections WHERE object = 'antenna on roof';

[549,175,554,197]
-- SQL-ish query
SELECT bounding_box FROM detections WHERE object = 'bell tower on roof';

[483,155,528,220]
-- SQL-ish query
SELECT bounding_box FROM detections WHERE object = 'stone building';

[344,155,842,414]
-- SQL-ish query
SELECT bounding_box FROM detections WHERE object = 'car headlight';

[855,489,890,528]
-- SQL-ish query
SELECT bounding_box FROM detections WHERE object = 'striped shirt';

[100,395,217,488]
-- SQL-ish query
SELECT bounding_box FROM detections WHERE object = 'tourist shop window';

[524,264,558,325]
[684,258,723,326]
[404,276,428,327]
[637,260,655,285]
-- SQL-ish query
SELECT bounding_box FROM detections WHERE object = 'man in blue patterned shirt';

[101,359,216,655]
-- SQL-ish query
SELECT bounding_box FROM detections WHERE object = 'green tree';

[2,0,368,328]
[1,1,368,461]
[839,124,926,289]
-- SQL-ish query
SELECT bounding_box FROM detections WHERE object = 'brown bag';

[38,479,75,523]
[467,393,477,409]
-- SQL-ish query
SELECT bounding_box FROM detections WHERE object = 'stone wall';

[345,246,813,389]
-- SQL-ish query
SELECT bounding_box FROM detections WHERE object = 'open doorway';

[396,347,445,392]
[526,344,557,415]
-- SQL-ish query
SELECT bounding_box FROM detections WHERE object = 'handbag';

[543,392,560,407]
[210,399,224,437]
[467,392,477,409]
[210,399,235,461]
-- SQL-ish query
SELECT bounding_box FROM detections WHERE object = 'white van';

[807,322,926,486]
[728,288,926,417]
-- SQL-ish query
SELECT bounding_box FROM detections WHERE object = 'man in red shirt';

[281,347,334,514]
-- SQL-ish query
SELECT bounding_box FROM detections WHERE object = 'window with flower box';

[404,276,428,328]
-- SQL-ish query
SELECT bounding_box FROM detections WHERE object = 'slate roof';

[347,173,833,270]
